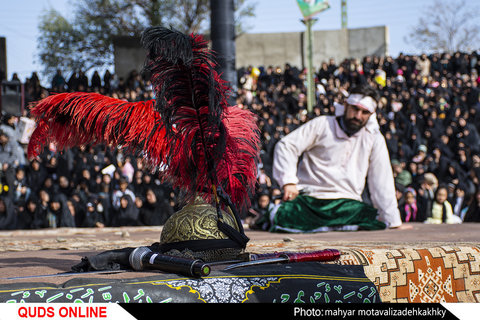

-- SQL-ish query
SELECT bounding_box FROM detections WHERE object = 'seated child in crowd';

[425,185,461,224]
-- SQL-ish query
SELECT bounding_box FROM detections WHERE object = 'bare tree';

[168,0,257,35]
[234,0,257,36]
[37,9,85,76]
[405,0,480,53]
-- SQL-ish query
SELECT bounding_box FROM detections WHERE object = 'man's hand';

[283,184,299,201]
[390,224,413,230]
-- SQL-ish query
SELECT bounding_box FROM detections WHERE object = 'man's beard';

[340,115,367,136]
[344,117,365,132]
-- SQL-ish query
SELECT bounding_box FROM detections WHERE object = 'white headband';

[346,94,377,113]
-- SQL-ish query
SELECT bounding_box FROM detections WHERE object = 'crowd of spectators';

[0,69,170,230]
[239,51,480,225]
[1,50,480,230]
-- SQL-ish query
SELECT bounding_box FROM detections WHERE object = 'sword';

[223,249,341,270]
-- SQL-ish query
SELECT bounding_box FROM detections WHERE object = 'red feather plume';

[27,92,169,169]
[141,26,260,209]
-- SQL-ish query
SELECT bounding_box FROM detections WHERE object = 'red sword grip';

[280,249,341,262]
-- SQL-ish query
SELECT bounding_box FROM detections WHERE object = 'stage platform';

[0,223,479,303]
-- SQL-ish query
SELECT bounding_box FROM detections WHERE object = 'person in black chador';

[32,189,50,228]
[112,194,139,227]
[47,194,76,228]
[246,191,274,230]
[82,198,105,228]
[139,188,173,226]
[0,196,16,230]
[463,189,480,222]
[26,158,47,196]
[16,196,40,229]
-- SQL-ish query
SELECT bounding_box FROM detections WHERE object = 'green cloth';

[269,195,386,233]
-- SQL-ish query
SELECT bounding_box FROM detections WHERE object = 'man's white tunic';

[273,110,402,228]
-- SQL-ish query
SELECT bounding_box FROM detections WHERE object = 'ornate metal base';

[161,247,243,263]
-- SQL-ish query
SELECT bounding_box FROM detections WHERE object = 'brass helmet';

[159,196,249,262]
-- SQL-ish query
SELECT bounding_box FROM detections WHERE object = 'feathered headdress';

[27,26,260,250]
[141,27,259,210]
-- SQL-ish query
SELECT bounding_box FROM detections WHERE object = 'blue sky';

[0,0,476,83]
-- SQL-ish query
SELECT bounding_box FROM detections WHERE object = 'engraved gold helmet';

[159,196,249,261]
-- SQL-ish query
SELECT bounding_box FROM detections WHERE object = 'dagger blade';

[223,257,288,270]
[223,249,341,271]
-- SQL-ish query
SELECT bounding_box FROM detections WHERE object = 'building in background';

[113,26,388,81]
[235,26,388,69]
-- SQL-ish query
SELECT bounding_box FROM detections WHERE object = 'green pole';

[303,18,317,113]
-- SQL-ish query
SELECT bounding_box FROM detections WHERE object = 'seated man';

[269,84,402,232]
